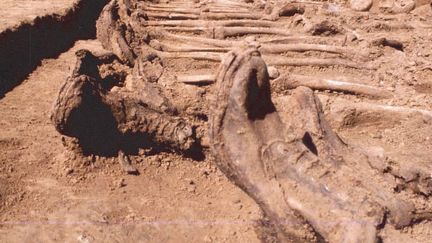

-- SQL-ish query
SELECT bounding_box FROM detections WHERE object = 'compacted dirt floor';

[1,0,432,242]
[0,0,77,31]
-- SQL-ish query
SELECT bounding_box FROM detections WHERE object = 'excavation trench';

[0,0,110,97]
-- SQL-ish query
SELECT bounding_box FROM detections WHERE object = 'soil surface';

[0,0,77,31]
[1,0,432,242]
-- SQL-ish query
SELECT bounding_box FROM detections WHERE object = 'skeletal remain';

[175,72,390,98]
[145,10,265,20]
[159,26,292,38]
[143,19,279,28]
[159,31,341,47]
[273,74,392,98]
[328,98,432,128]
[146,12,200,20]
[150,37,363,58]
[265,56,375,69]
[154,31,236,47]
[96,0,136,65]
[177,74,216,84]
[142,6,250,14]
[51,49,195,158]
[156,50,223,61]
[209,45,430,243]
[150,40,230,52]
[153,48,373,69]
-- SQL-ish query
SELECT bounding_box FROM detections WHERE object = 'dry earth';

[0,0,78,31]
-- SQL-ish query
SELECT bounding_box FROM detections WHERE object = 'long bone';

[328,98,432,128]
[146,12,200,20]
[143,19,279,28]
[152,38,364,58]
[150,40,230,52]
[160,26,293,38]
[152,31,236,47]
[272,74,392,98]
[145,11,265,20]
[265,56,375,69]
[175,73,391,98]
[141,6,250,14]
[153,49,374,69]
[157,32,339,48]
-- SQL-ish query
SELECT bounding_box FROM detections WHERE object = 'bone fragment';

[177,74,216,84]
[273,74,392,98]
[144,19,279,28]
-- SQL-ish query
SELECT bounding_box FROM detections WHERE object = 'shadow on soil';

[0,0,110,98]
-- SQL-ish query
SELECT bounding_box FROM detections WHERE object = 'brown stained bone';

[149,40,230,52]
[264,55,375,69]
[51,49,195,157]
[150,46,373,69]
[154,31,235,47]
[149,36,364,59]
[146,12,200,20]
[158,31,343,48]
[142,6,251,14]
[209,46,429,242]
[158,26,292,38]
[177,72,391,98]
[96,0,136,65]
[143,19,279,28]
[177,74,216,84]
[272,74,392,98]
[144,11,264,20]
[328,98,432,128]
[212,26,292,38]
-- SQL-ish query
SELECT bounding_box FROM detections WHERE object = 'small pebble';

[350,0,373,11]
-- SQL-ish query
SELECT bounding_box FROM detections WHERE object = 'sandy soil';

[0,0,77,31]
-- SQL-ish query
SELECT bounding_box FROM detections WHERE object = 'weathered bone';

[328,98,432,127]
[177,74,215,84]
[150,37,362,58]
[273,74,392,98]
[209,46,427,242]
[158,31,342,49]
[143,19,279,28]
[158,26,292,38]
[153,49,373,69]
[212,26,292,38]
[265,55,375,69]
[96,0,136,65]
[154,31,235,47]
[176,72,391,98]
[150,40,230,52]
[146,12,200,20]
[142,6,250,14]
[156,50,222,61]
[51,49,195,156]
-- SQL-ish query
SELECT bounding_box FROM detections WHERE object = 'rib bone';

[273,74,392,98]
